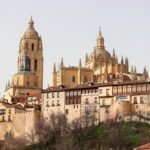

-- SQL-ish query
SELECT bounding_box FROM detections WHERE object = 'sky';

[0,0,150,96]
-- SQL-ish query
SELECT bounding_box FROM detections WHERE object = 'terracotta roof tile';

[135,143,150,150]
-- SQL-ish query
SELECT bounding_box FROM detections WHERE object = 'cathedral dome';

[93,47,111,59]
[23,17,39,39]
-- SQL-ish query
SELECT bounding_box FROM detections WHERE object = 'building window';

[106,89,110,96]
[127,85,131,93]
[2,116,5,122]
[132,85,137,93]
[77,91,81,96]
[105,107,109,113]
[72,76,75,82]
[113,86,117,95]
[118,86,122,94]
[57,100,60,106]
[94,97,98,104]
[47,93,49,99]
[52,92,54,98]
[8,115,11,122]
[74,91,77,96]
[111,99,113,104]
[137,85,142,93]
[85,98,89,104]
[123,86,127,94]
[70,91,73,96]
[0,109,6,115]
[34,59,38,71]
[133,97,137,104]
[31,43,34,51]
[52,100,55,106]
[142,84,147,92]
[46,101,49,107]
[140,96,144,104]
[57,92,60,98]
[99,89,103,94]
[85,105,89,114]
[66,92,69,97]
[102,99,105,106]
[66,109,69,115]
[147,84,150,92]
[9,109,11,114]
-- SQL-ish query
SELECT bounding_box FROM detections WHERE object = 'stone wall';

[0,110,40,140]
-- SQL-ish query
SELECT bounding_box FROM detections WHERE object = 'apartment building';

[42,81,150,123]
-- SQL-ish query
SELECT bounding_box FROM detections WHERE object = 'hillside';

[25,121,150,150]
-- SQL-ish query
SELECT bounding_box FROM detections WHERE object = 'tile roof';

[42,81,150,93]
[135,143,150,150]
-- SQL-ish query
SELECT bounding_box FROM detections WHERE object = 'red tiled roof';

[1,102,14,108]
[42,81,150,93]
[135,143,150,150]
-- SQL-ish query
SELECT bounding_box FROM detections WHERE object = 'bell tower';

[17,17,43,89]
[4,17,43,101]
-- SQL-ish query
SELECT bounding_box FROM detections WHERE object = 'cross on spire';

[99,26,102,36]
[28,16,34,29]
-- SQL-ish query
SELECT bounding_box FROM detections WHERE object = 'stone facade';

[42,81,150,124]
[0,102,39,140]
[52,29,149,87]
[4,17,43,101]
[52,59,94,87]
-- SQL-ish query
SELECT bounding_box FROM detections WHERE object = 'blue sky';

[0,0,150,95]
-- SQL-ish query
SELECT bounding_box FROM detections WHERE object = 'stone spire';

[131,65,134,74]
[125,57,129,66]
[7,80,10,88]
[143,67,147,75]
[143,67,149,79]
[53,63,56,73]
[28,16,34,29]
[93,49,96,58]
[85,52,88,61]
[121,56,124,65]
[115,55,118,63]
[60,57,64,68]
[96,27,105,49]
[79,58,82,68]
[134,66,137,74]
[112,48,115,58]
[5,83,7,91]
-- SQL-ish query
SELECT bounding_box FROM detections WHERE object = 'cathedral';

[52,28,149,87]
[4,17,43,101]
[3,18,149,101]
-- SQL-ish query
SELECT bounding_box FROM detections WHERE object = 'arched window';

[72,76,75,82]
[31,43,34,51]
[34,59,38,71]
